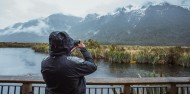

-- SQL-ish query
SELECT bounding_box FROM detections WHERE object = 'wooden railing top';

[0,76,190,85]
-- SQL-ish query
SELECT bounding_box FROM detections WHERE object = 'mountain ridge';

[0,2,190,45]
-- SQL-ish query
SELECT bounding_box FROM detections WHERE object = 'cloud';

[0,0,189,29]
[21,20,50,36]
[0,19,49,36]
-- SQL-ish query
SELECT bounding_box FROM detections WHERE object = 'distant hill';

[0,2,190,45]
[0,13,82,43]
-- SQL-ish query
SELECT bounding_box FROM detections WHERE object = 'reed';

[31,44,49,53]
[104,50,130,63]
[178,53,190,67]
[0,42,33,48]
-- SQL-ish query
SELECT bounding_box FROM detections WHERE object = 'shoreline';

[1,42,190,67]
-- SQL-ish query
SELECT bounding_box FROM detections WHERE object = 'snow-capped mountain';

[0,2,190,45]
[1,19,49,36]
[0,13,81,42]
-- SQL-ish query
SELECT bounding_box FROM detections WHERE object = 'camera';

[74,40,80,46]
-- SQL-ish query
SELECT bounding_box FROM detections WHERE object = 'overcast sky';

[0,0,190,29]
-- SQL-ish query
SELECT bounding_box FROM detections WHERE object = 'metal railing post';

[22,83,33,94]
[169,83,177,94]
[123,85,130,94]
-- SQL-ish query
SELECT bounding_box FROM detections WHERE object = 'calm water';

[0,48,190,77]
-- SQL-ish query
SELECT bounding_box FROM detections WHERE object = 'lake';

[0,48,190,78]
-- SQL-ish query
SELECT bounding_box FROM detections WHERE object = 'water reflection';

[0,48,46,76]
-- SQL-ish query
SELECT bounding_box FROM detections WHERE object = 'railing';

[0,76,190,94]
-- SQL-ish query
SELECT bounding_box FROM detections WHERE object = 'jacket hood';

[49,31,74,56]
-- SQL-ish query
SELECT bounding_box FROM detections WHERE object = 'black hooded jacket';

[41,31,97,94]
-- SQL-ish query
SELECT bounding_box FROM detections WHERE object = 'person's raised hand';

[77,40,85,48]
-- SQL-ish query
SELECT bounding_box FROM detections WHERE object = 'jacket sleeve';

[69,48,97,77]
[80,48,93,63]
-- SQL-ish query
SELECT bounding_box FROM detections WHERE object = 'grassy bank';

[1,41,190,67]
[0,42,34,48]
[99,45,190,67]
[0,42,48,53]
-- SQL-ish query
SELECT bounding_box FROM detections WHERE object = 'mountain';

[69,2,190,45]
[0,2,190,45]
[0,13,82,43]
